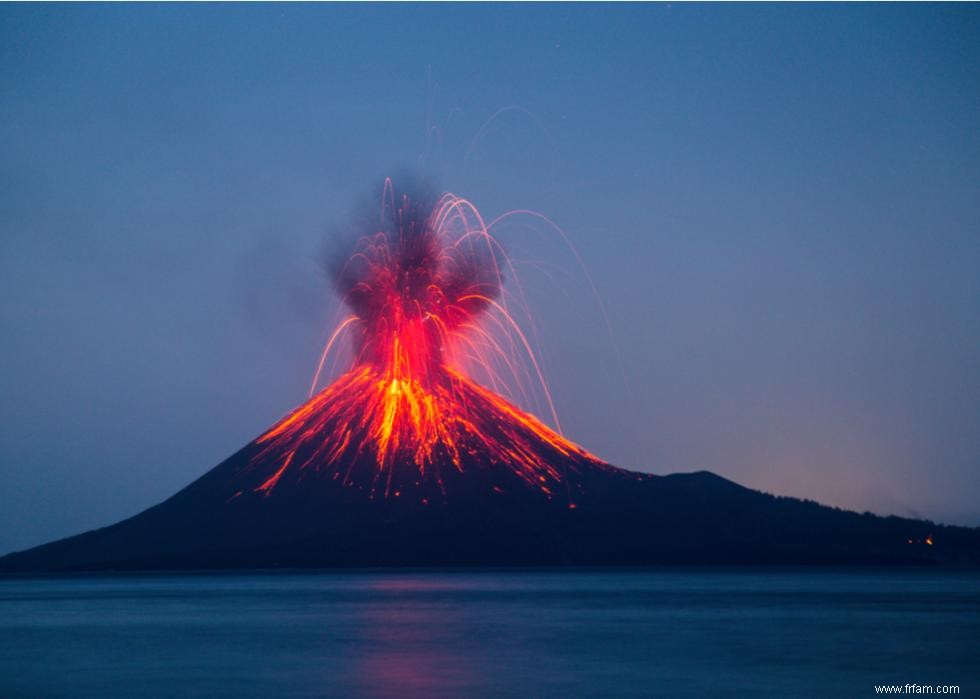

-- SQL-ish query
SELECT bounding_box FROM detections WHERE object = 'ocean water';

[1,569,978,697]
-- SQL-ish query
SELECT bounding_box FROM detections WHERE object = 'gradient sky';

[1,4,978,554]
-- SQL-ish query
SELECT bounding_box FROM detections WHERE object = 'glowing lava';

[238,180,608,501]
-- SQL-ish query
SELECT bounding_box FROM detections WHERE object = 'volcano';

[3,183,978,572]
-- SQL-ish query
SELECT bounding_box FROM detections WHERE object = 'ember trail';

[243,181,608,502]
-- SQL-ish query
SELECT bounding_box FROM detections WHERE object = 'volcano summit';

[3,183,978,572]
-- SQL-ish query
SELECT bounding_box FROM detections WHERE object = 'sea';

[1,569,978,697]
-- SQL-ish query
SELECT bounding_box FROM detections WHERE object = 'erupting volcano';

[238,183,610,506]
[2,180,978,572]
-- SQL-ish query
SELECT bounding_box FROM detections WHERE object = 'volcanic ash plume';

[235,180,609,502]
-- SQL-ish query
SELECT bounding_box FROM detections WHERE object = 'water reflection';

[1,571,979,698]
[354,601,477,698]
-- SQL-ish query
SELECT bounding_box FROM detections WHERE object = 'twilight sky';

[1,4,979,554]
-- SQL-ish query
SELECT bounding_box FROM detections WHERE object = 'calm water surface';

[1,569,978,697]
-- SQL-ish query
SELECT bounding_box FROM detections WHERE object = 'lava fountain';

[238,181,610,504]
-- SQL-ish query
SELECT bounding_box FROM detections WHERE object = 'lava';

[243,180,607,500]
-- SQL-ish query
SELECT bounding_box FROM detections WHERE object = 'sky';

[1,4,978,555]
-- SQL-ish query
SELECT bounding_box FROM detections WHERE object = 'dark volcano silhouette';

[2,369,978,572]
[4,183,978,573]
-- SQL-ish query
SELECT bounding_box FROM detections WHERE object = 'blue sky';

[1,4,978,553]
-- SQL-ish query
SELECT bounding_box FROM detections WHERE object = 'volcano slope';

[2,366,978,572]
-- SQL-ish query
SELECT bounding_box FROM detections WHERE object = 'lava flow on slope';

[229,181,614,506]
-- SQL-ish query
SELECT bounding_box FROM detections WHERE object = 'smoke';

[324,176,504,369]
